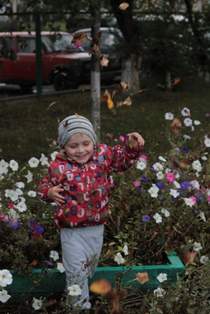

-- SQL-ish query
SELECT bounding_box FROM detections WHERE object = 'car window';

[16,37,36,53]
[47,33,79,52]
[0,36,15,58]
[73,30,121,53]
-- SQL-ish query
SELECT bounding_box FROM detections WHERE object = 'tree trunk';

[110,0,142,93]
[121,53,141,92]
[90,0,101,140]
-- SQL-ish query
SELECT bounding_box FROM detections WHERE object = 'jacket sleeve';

[37,163,60,202]
[104,138,143,173]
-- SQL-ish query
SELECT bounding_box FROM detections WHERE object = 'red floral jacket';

[38,142,141,228]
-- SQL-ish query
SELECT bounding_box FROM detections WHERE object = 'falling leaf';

[170,118,182,135]
[120,81,128,90]
[103,90,114,110]
[119,2,129,10]
[136,272,150,284]
[183,251,197,265]
[172,78,181,87]
[90,279,112,295]
[100,55,109,67]
[116,96,132,108]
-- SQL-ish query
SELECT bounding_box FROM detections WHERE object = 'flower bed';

[6,251,184,301]
[0,106,209,309]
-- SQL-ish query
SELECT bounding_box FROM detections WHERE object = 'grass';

[0,76,209,162]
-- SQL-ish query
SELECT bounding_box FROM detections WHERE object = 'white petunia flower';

[8,208,19,220]
[193,242,202,252]
[153,213,162,224]
[148,184,159,198]
[122,244,128,256]
[183,134,191,140]
[0,289,11,303]
[50,250,59,261]
[27,191,37,198]
[156,171,164,180]
[25,170,33,183]
[165,112,174,120]
[15,188,23,196]
[0,269,13,287]
[152,162,164,172]
[170,189,180,198]
[15,200,27,213]
[190,180,200,190]
[153,287,166,297]
[0,159,9,176]
[183,117,192,127]
[183,197,196,207]
[200,255,209,264]
[50,151,58,161]
[201,155,208,161]
[9,160,19,171]
[15,181,25,189]
[192,160,202,172]
[68,284,82,296]
[173,181,181,189]
[28,157,39,168]
[161,208,170,217]
[194,120,201,126]
[204,135,210,147]
[158,156,167,162]
[40,153,49,166]
[114,252,125,265]
[32,297,43,311]
[57,262,65,273]
[5,189,19,202]
[181,107,191,117]
[136,160,146,170]
[198,211,206,222]
[157,273,167,283]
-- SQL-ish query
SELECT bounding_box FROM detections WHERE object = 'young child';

[38,114,144,311]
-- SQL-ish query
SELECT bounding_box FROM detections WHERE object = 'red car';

[0,31,91,92]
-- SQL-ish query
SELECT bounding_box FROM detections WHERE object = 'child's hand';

[128,132,145,149]
[48,185,65,205]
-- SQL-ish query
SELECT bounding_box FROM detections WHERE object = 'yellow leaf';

[90,279,112,295]
[136,272,149,284]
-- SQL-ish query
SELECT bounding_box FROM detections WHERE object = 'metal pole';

[35,12,42,96]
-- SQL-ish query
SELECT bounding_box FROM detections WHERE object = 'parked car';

[0,29,122,92]
[0,31,90,92]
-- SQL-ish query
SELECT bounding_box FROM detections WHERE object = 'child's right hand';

[47,185,65,205]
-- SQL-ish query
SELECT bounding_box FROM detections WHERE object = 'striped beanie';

[57,114,97,147]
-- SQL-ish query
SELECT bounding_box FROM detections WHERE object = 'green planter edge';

[7,251,185,300]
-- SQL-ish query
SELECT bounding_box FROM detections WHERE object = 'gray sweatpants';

[60,225,104,310]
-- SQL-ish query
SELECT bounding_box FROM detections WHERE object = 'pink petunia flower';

[165,172,175,184]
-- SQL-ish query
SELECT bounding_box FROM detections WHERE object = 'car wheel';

[53,71,79,91]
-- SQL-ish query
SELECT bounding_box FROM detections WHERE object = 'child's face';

[64,133,94,164]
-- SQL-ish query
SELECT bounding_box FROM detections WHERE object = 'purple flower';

[181,146,190,153]
[141,175,149,183]
[180,181,191,190]
[142,215,151,222]
[156,182,165,190]
[8,219,21,230]
[29,219,45,235]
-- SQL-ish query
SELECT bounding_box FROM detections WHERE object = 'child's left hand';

[128,132,145,149]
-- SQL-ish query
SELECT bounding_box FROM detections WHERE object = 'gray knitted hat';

[57,114,97,147]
